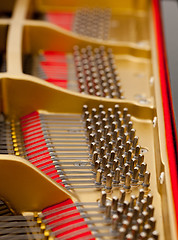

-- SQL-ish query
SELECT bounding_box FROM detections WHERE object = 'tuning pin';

[91,151,98,165]
[111,121,117,132]
[121,163,129,178]
[125,114,131,125]
[105,202,111,219]
[94,160,101,172]
[100,111,106,120]
[131,225,139,238]
[107,108,113,119]
[137,154,144,167]
[117,117,122,129]
[125,233,134,240]
[137,218,143,232]
[86,126,93,136]
[102,118,107,128]
[95,169,102,185]
[113,129,118,142]
[91,108,97,118]
[123,133,128,146]
[115,111,121,122]
[138,189,145,204]
[100,146,106,158]
[123,108,128,119]
[142,171,150,189]
[96,129,102,141]
[119,154,125,170]
[132,206,139,222]
[86,118,92,128]
[127,212,134,225]
[89,133,95,143]
[129,195,136,210]
[109,114,115,125]
[100,190,107,207]
[132,167,139,185]
[135,145,141,157]
[103,164,111,178]
[112,159,118,172]
[109,150,115,163]
[105,173,113,190]
[122,219,130,231]
[132,136,139,148]
[139,199,147,213]
[119,189,126,205]
[83,110,90,120]
[112,196,118,211]
[107,141,113,153]
[115,137,122,149]
[111,214,119,231]
[130,158,137,173]
[117,207,124,222]
[114,104,120,115]
[106,133,111,145]
[146,193,153,206]
[90,142,96,154]
[139,162,147,180]
[127,150,133,163]
[148,217,156,230]
[127,121,133,133]
[119,227,126,239]
[104,125,109,137]
[143,224,152,235]
[130,129,135,142]
[114,167,120,184]
[125,141,131,152]
[99,138,105,148]
[101,155,107,169]
[151,230,159,240]
[120,125,125,137]
[117,145,124,158]
[123,201,129,215]
[141,211,149,223]
[93,115,99,125]
[99,104,104,113]
[83,105,89,114]
[147,205,154,218]
[139,231,147,240]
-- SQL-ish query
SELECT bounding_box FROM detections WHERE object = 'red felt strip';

[40,62,68,79]
[21,117,40,127]
[43,51,67,62]
[153,0,178,234]
[46,12,74,30]
[39,52,68,89]
[46,79,67,88]
[21,112,60,178]
[24,138,46,148]
[20,111,39,121]
[43,199,95,240]
[44,51,66,56]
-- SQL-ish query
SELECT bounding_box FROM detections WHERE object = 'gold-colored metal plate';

[0,0,175,239]
[0,155,73,213]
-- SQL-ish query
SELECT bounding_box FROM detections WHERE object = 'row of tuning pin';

[82,104,150,190]
[97,189,158,239]
[73,45,123,98]
[73,8,111,40]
